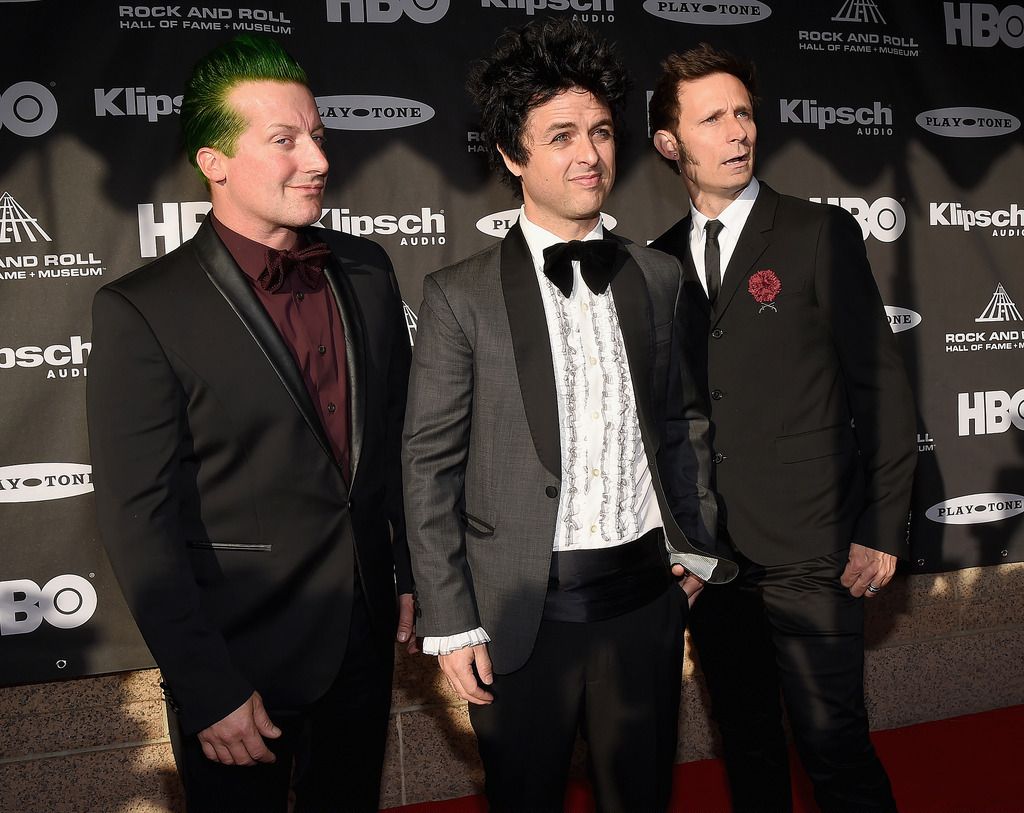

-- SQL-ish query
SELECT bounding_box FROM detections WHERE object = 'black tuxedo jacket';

[87,216,411,734]
[652,183,916,566]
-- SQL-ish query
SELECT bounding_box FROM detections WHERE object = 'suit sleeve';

[87,287,252,734]
[401,275,480,637]
[815,207,917,557]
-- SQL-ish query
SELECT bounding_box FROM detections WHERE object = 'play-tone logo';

[944,2,1024,47]
[958,390,1024,434]
[916,107,1020,137]
[0,81,58,137]
[808,196,906,242]
[643,0,771,25]
[926,493,1024,525]
[0,192,51,243]
[475,209,619,238]
[885,306,921,333]
[0,575,98,636]
[0,463,93,503]
[317,95,434,131]
[326,0,449,23]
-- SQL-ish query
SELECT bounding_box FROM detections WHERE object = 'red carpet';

[392,705,1023,812]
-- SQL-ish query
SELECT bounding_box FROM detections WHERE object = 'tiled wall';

[2,563,1022,811]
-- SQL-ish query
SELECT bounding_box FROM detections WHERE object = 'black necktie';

[541,239,621,298]
[704,219,724,306]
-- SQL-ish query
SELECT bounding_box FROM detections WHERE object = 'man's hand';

[397,592,419,655]
[196,691,281,766]
[671,564,705,608]
[840,543,896,599]
[438,644,494,705]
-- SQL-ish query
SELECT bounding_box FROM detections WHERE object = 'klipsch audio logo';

[916,107,1020,138]
[0,81,57,137]
[930,202,1023,237]
[95,87,182,122]
[317,95,434,131]
[0,336,91,380]
[643,1,771,25]
[798,0,920,57]
[944,2,1024,47]
[927,493,1024,524]
[315,207,446,246]
[0,574,98,636]
[482,0,615,21]
[885,306,921,333]
[475,209,619,238]
[0,463,93,503]
[326,0,449,23]
[808,196,906,241]
[118,6,293,34]
[958,390,1024,435]
[780,99,893,135]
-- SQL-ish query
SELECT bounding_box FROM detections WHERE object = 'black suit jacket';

[652,182,916,566]
[87,216,411,734]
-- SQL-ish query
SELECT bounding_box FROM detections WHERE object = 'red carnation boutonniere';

[748,269,781,313]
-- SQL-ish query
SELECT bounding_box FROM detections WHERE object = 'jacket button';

[713,453,726,464]
[545,486,558,498]
[711,389,724,400]
[711,329,724,339]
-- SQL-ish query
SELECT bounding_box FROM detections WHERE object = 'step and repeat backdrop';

[1,0,1022,683]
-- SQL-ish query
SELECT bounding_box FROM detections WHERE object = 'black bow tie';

[259,242,332,293]
[541,239,621,298]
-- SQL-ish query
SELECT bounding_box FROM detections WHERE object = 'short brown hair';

[649,43,758,172]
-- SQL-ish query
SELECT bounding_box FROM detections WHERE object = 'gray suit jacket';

[403,224,736,674]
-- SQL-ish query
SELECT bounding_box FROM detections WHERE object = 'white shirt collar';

[516,206,605,271]
[689,176,760,236]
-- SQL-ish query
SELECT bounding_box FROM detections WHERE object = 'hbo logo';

[810,197,907,243]
[1,81,58,137]
[326,0,450,23]
[945,3,1024,47]
[0,575,97,635]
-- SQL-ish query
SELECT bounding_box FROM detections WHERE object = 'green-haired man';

[88,35,414,812]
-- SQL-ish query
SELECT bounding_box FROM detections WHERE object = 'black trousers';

[688,549,896,813]
[166,590,393,813]
[469,586,688,813]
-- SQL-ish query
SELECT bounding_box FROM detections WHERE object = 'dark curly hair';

[649,43,758,173]
[467,17,629,194]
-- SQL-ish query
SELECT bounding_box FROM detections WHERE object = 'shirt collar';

[210,213,310,284]
[689,176,760,237]
[516,206,605,271]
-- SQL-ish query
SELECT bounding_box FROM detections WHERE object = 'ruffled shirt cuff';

[422,627,491,656]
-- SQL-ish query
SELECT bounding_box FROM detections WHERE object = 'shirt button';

[318,344,327,355]
[591,411,599,420]
[589,356,597,366]
[591,468,600,477]
[590,525,598,533]
[711,389,724,400]
[327,402,337,414]
[581,303,589,312]
[712,329,724,339]
[295,292,304,302]
[545,486,559,498]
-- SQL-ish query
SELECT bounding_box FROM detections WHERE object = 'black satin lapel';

[713,187,778,323]
[610,249,657,453]
[500,223,561,479]
[324,259,365,488]
[191,218,333,460]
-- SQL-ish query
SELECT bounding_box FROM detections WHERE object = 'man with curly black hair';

[403,18,736,812]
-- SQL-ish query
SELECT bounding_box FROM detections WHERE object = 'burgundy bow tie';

[259,242,332,293]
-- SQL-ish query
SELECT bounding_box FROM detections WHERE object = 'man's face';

[200,80,328,244]
[655,72,756,206]
[500,88,615,240]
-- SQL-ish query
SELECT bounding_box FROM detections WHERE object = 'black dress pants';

[166,589,393,813]
[469,585,688,813]
[688,548,896,813]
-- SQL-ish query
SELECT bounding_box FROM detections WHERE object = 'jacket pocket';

[459,510,495,538]
[775,423,855,464]
[185,541,273,552]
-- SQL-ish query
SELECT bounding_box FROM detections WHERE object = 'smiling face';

[197,80,328,248]
[653,71,756,218]
[499,88,615,241]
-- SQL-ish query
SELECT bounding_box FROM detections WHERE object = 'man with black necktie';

[648,44,917,812]
[87,35,413,812]
[403,18,736,813]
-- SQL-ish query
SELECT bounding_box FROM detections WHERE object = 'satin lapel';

[611,245,657,455]
[191,218,334,461]
[499,223,561,479]
[712,185,778,325]
[323,257,365,488]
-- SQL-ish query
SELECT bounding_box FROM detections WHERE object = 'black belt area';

[542,528,673,623]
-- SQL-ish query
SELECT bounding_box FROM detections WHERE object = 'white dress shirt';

[422,207,666,655]
[688,177,760,298]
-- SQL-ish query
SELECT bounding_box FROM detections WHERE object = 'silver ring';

[867,583,881,593]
